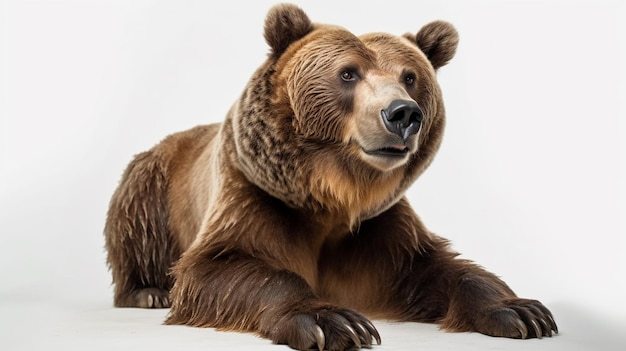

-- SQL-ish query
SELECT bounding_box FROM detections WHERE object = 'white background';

[1,0,624,350]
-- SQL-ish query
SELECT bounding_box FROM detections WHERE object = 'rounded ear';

[404,21,459,70]
[264,3,313,56]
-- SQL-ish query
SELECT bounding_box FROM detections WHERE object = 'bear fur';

[104,3,557,350]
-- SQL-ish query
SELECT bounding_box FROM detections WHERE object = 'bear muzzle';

[355,99,422,171]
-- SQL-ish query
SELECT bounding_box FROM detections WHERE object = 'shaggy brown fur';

[104,3,557,350]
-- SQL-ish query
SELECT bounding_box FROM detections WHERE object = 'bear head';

[230,3,458,225]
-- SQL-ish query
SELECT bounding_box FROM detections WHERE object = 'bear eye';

[404,73,416,86]
[340,70,357,82]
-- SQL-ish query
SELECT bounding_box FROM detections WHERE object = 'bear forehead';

[360,32,431,68]
[282,26,429,73]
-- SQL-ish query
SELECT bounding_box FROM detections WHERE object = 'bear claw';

[529,319,541,339]
[313,325,325,351]
[343,323,361,348]
[514,319,528,339]
[543,313,558,335]
[134,288,171,308]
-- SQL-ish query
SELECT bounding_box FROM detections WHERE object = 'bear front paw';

[269,307,381,351]
[478,299,558,339]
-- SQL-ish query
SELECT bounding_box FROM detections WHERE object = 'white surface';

[1,0,624,350]
[1,297,624,351]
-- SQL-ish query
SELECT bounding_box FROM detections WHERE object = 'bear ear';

[404,21,459,70]
[264,3,313,56]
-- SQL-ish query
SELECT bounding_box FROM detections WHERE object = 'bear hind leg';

[104,151,179,308]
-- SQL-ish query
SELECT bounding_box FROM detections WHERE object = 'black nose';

[381,99,423,141]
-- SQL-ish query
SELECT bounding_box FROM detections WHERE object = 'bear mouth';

[365,145,410,157]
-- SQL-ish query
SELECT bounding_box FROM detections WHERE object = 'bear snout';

[381,99,423,142]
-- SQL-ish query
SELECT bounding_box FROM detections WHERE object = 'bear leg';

[166,250,380,350]
[391,249,558,338]
[396,233,558,337]
[332,198,557,339]
[104,151,179,308]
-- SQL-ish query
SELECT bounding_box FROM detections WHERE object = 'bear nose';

[381,99,423,141]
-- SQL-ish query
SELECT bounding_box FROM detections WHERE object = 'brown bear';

[104,3,557,350]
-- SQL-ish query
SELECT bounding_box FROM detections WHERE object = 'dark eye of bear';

[404,73,416,86]
[340,71,357,82]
